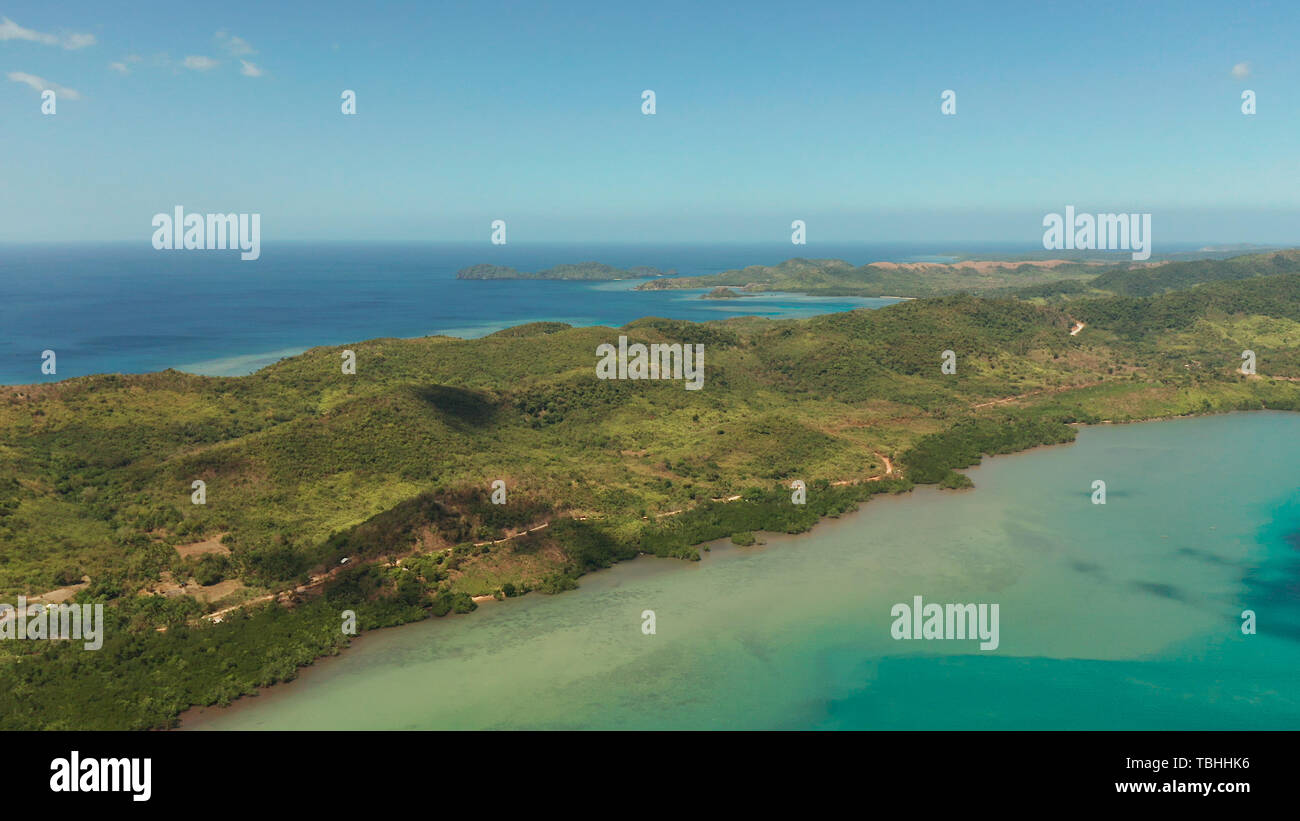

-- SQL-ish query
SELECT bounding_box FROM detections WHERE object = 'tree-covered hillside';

[3,268,1300,728]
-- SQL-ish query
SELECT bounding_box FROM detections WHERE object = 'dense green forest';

[2,250,1300,729]
[1033,250,1300,298]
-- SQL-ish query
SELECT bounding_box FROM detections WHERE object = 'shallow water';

[187,413,1300,730]
[0,241,940,384]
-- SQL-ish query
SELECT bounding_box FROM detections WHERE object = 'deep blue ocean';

[0,241,1047,385]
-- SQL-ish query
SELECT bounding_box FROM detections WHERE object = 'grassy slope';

[3,269,1300,728]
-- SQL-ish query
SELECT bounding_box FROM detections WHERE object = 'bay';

[0,241,953,385]
[185,412,1300,730]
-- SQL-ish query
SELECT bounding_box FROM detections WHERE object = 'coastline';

[178,488,913,729]
[0,249,922,386]
[11,250,1300,729]
[175,408,1296,729]
[8,296,905,387]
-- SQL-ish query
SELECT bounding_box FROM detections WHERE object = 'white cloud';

[109,54,143,73]
[63,32,95,50]
[239,59,263,77]
[183,55,218,71]
[7,71,81,100]
[1231,62,1250,80]
[216,30,255,56]
[0,17,96,49]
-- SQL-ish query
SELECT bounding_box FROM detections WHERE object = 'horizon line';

[1,239,1294,247]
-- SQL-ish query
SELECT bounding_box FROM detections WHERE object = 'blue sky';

[2,0,1298,243]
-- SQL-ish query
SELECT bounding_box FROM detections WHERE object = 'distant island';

[701,286,744,299]
[7,248,1300,730]
[634,257,1103,298]
[457,261,675,281]
[632,251,1300,299]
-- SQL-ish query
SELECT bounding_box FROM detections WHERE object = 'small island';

[457,261,675,281]
[701,286,745,299]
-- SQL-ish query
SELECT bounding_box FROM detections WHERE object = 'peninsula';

[457,262,675,280]
[632,250,1300,299]
[3,250,1300,730]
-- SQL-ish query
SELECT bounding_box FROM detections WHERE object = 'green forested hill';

[1021,249,1300,299]
[3,271,1300,729]
[630,249,1300,300]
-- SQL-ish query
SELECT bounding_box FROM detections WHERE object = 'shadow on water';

[1237,493,1300,642]
[1131,581,1188,602]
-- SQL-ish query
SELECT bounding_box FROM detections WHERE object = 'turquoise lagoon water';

[188,413,1300,730]
[0,241,946,384]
